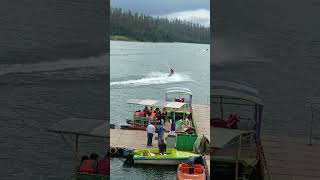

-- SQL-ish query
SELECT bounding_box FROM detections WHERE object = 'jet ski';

[168,68,175,77]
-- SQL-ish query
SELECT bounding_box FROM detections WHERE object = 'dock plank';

[262,134,320,180]
[192,104,210,139]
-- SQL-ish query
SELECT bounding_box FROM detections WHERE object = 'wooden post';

[309,108,314,145]
[74,134,79,174]
[235,134,242,180]
[220,97,224,119]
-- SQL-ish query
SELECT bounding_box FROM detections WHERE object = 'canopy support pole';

[220,97,224,119]
[235,134,242,180]
[74,134,79,174]
[75,134,79,151]
[309,107,314,145]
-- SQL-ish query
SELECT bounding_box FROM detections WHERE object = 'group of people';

[146,117,176,155]
[146,119,165,146]
[79,152,110,175]
[146,121,167,155]
[134,106,167,121]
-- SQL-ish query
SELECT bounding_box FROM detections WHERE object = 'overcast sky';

[111,0,210,27]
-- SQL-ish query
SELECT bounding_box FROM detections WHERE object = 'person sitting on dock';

[158,137,167,155]
[98,152,110,176]
[146,122,155,147]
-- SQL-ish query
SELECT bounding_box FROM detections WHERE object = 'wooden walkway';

[261,134,320,180]
[192,104,210,174]
[192,104,210,139]
[111,128,168,149]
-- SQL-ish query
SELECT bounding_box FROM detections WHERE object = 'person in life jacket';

[98,152,110,175]
[79,153,99,174]
[134,110,140,117]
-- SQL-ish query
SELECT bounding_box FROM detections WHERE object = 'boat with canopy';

[211,80,269,180]
[48,118,109,180]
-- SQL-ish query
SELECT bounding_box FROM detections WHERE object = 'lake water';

[1,1,108,179]
[110,40,209,179]
[110,41,210,126]
[212,0,320,136]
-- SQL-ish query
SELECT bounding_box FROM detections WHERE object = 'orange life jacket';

[79,160,95,173]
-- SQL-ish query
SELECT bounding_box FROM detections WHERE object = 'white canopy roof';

[127,99,186,109]
[212,127,255,148]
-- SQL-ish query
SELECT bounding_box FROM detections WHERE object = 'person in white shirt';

[146,122,155,146]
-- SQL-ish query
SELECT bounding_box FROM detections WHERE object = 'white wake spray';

[110,71,192,86]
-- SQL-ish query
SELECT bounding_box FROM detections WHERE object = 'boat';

[177,163,206,180]
[133,148,201,165]
[211,80,269,180]
[125,87,194,131]
[47,118,110,180]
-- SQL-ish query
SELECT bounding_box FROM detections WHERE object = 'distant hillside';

[110,8,210,44]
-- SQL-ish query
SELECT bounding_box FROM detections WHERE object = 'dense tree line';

[111,8,210,44]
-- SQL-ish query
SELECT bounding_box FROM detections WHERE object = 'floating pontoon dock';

[110,104,210,174]
[261,134,320,180]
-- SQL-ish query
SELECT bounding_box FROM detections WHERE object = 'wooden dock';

[111,128,168,149]
[192,104,210,139]
[110,104,210,174]
[261,134,320,180]
[192,104,210,173]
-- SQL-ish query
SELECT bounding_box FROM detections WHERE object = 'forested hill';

[110,8,210,44]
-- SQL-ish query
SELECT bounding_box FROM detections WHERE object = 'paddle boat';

[211,80,269,180]
[177,163,206,180]
[133,148,201,165]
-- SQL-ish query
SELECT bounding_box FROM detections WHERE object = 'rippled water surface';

[212,0,320,136]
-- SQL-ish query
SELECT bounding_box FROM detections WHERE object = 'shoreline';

[110,35,210,44]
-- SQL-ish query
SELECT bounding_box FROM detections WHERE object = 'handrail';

[259,142,272,180]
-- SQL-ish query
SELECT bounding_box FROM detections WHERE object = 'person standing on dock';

[146,122,155,147]
[170,119,176,135]
[158,120,165,145]
[159,137,167,155]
